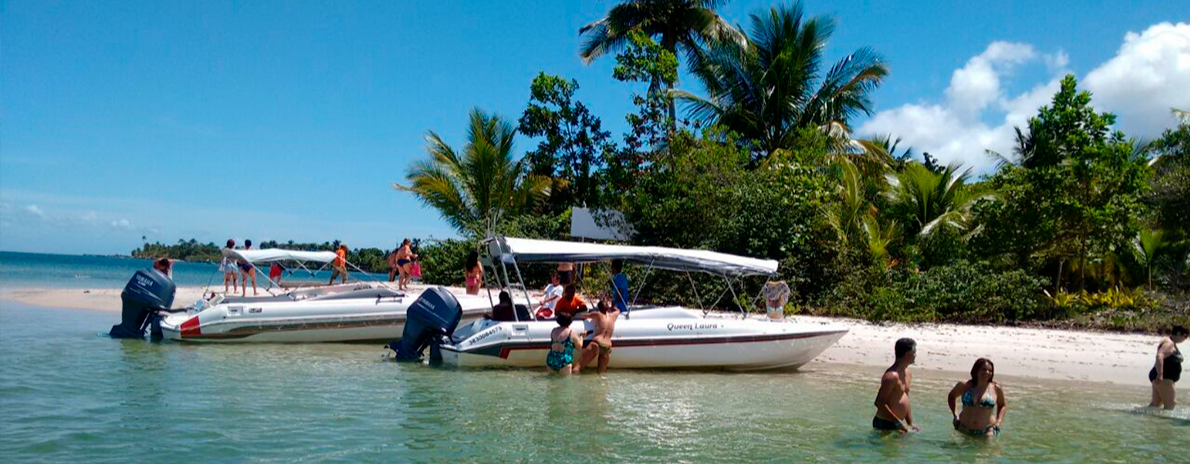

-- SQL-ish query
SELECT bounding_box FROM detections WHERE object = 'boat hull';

[438,308,847,371]
[159,290,495,343]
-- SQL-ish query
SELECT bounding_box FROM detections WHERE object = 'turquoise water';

[0,301,1186,463]
[0,251,383,290]
[1,253,1188,462]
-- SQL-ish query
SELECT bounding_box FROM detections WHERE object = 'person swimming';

[1149,325,1188,410]
[947,358,1007,436]
[545,312,582,375]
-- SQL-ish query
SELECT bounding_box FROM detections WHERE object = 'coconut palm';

[579,0,743,123]
[394,108,551,237]
[824,158,869,245]
[884,162,985,237]
[674,2,888,159]
[1132,227,1167,290]
[862,215,900,270]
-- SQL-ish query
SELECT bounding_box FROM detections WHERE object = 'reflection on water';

[1,301,1186,463]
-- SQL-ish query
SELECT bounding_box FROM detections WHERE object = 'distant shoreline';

[1,283,1164,388]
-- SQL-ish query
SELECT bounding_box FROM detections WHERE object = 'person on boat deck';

[239,239,258,296]
[329,244,349,285]
[464,251,483,295]
[487,291,517,322]
[947,358,1007,436]
[1149,325,1187,410]
[538,273,563,317]
[610,259,629,316]
[575,293,620,374]
[268,261,284,288]
[395,238,417,291]
[873,338,919,433]
[219,239,239,294]
[553,285,589,318]
[557,262,576,286]
[153,257,173,278]
[762,281,790,321]
[545,312,583,375]
[387,247,399,283]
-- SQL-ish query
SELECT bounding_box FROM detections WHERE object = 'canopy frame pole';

[724,274,746,318]
[707,282,730,312]
[495,254,520,321]
[508,258,534,320]
[685,270,706,314]
[630,257,657,307]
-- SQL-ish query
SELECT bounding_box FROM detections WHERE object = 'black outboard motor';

[110,268,176,339]
[390,287,462,361]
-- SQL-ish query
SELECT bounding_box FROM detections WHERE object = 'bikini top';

[962,384,996,408]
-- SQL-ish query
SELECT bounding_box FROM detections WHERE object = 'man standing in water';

[575,293,619,374]
[873,338,919,433]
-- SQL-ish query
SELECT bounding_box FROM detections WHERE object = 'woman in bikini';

[220,239,239,294]
[545,312,582,375]
[395,238,417,291]
[947,358,1007,436]
[239,239,258,296]
[1149,325,1187,410]
[464,250,483,295]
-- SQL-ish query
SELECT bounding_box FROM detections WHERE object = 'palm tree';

[824,158,869,245]
[674,2,888,159]
[862,215,900,270]
[884,162,985,237]
[394,109,551,237]
[1132,227,1167,290]
[579,0,743,123]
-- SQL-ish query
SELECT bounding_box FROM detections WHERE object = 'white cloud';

[110,219,134,230]
[945,42,1037,117]
[1084,22,1190,136]
[81,211,99,222]
[25,204,47,219]
[859,22,1190,173]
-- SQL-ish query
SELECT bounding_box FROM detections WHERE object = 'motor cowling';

[110,269,176,339]
[389,287,462,361]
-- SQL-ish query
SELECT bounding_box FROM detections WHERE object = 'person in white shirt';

[538,273,563,317]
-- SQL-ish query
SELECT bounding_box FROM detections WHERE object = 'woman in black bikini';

[1149,325,1188,410]
[394,238,416,291]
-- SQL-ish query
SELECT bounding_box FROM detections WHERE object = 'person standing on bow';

[329,244,349,285]
[219,239,239,294]
[394,238,417,291]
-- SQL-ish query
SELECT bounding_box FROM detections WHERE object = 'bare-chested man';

[873,338,919,433]
[575,294,619,374]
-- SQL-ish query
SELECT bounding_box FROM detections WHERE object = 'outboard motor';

[109,269,176,339]
[389,287,462,361]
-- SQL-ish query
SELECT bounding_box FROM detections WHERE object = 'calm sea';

[0,251,383,290]
[1,252,1187,463]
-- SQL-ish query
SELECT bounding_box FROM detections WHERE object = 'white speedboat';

[151,248,497,342]
[392,237,847,371]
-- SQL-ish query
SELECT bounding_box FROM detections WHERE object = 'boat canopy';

[491,237,778,276]
[226,248,338,264]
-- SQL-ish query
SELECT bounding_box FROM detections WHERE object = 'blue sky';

[2,0,1187,255]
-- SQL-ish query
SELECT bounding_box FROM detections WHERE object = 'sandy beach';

[1,285,1163,387]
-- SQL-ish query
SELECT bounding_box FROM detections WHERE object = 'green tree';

[674,2,888,160]
[579,0,742,125]
[517,73,612,210]
[1132,227,1167,290]
[394,108,551,237]
[613,30,679,156]
[884,162,983,237]
[973,75,1149,291]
